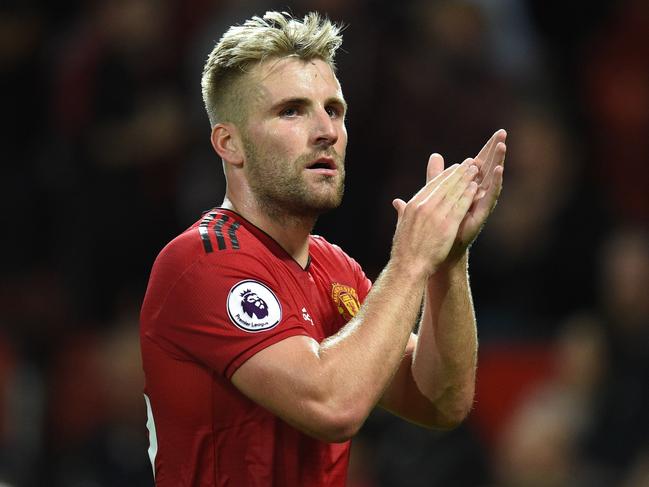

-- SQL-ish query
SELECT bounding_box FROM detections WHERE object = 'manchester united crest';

[331,283,360,321]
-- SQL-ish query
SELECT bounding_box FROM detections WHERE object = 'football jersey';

[140,208,372,486]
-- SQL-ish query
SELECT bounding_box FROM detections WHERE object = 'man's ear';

[210,123,244,167]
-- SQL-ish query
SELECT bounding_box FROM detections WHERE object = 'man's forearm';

[411,253,478,425]
[316,260,426,431]
[315,162,482,430]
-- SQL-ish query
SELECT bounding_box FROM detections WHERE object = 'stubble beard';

[244,140,345,224]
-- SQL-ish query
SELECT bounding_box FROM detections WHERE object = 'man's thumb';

[392,198,406,219]
[426,153,445,183]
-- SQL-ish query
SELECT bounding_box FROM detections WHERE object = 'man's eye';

[280,107,299,117]
[326,106,342,118]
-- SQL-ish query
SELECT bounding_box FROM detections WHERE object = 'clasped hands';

[391,129,507,277]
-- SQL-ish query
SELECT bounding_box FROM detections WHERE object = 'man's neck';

[221,196,315,269]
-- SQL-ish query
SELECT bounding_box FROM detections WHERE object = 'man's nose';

[311,108,338,148]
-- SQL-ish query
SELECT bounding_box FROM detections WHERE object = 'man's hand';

[391,159,480,278]
[426,130,507,264]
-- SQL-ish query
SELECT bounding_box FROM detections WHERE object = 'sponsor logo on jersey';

[331,283,360,321]
[302,307,315,326]
[227,280,282,332]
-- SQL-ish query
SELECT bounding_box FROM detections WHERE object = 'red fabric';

[140,208,371,486]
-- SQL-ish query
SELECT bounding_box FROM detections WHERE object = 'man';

[140,11,506,486]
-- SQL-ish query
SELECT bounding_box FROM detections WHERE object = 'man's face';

[240,57,348,219]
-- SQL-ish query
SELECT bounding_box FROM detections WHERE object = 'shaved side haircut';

[201,11,343,128]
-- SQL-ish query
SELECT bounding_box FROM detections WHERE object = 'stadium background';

[2,0,648,485]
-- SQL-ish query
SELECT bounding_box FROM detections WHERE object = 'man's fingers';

[392,198,407,220]
[420,158,476,208]
[410,163,460,205]
[453,181,480,218]
[473,158,505,216]
[446,181,480,237]
[474,129,505,173]
[475,131,498,165]
[477,130,507,187]
[477,140,506,197]
[400,129,505,218]
[475,129,505,172]
[426,153,445,183]
[435,160,478,214]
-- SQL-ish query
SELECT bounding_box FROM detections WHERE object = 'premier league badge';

[227,280,282,332]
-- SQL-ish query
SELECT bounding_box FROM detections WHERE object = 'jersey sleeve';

[150,252,311,379]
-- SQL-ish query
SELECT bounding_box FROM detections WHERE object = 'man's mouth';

[305,157,337,175]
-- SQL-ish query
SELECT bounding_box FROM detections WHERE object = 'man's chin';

[257,183,344,220]
[308,188,344,213]
[294,194,343,218]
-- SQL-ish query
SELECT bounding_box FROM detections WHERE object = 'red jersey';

[140,208,371,486]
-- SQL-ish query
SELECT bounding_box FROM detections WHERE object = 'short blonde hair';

[201,11,343,127]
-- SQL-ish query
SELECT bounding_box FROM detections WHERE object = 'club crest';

[331,283,360,322]
[227,280,281,332]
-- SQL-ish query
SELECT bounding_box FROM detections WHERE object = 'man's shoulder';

[310,234,351,258]
[309,233,340,253]
[309,234,360,271]
[188,208,252,255]
[164,208,258,255]
[143,210,281,318]
[151,209,271,282]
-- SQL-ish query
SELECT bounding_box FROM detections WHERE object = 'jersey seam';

[154,256,204,325]
[223,324,312,379]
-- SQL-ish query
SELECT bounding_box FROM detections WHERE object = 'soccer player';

[140,11,506,486]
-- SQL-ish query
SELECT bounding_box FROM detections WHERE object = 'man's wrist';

[431,251,469,281]
[386,256,430,286]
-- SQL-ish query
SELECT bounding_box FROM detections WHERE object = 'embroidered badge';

[331,283,360,321]
[227,280,282,332]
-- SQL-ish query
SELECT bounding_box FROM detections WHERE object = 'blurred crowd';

[1,0,648,486]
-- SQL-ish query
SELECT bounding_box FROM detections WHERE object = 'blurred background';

[1,0,648,485]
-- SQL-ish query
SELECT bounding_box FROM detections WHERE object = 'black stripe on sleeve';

[198,212,216,253]
[214,214,229,250]
[228,222,241,250]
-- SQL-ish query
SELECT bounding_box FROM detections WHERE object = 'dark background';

[2,0,648,485]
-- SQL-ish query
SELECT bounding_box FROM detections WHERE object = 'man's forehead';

[257,56,335,80]
[247,57,343,104]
